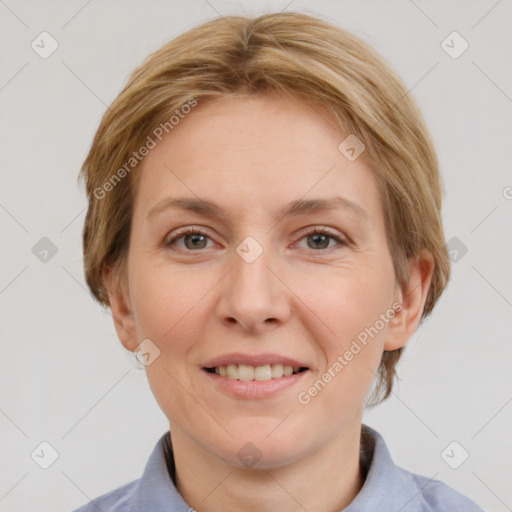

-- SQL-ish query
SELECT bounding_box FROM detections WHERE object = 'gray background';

[1,1,511,511]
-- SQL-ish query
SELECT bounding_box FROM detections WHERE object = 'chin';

[218,443,302,471]
[208,427,308,470]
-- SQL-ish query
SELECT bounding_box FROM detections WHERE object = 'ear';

[103,262,139,353]
[384,250,434,351]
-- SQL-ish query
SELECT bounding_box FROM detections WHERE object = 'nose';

[216,240,291,334]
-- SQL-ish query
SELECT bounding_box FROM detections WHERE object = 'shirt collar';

[129,424,431,511]
[344,424,432,511]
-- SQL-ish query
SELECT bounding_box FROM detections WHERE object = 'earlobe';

[384,251,434,351]
[103,263,139,352]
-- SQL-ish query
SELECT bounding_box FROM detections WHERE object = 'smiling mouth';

[204,364,309,381]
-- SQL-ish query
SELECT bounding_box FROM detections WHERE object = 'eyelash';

[165,226,348,253]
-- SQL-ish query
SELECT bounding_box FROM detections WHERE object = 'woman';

[73,11,484,512]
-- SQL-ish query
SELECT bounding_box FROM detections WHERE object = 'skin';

[106,93,433,512]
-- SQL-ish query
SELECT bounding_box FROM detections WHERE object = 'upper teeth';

[213,364,299,381]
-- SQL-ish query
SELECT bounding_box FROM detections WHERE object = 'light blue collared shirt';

[71,424,484,511]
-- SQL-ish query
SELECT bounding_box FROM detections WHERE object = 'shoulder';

[406,469,485,512]
[70,431,183,511]
[70,479,139,512]
[355,425,485,512]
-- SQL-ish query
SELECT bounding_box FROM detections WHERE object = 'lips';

[202,353,310,399]
[202,353,310,382]
[203,352,309,369]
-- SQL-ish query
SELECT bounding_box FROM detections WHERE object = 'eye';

[165,227,348,252]
[295,227,348,251]
[165,227,214,251]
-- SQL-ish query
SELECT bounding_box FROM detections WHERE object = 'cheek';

[130,265,215,425]
[294,263,394,405]
[131,261,211,341]
[303,266,394,350]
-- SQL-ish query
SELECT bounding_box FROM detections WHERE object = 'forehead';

[160,95,343,167]
[134,94,382,222]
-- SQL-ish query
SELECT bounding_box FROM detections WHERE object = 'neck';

[170,422,365,512]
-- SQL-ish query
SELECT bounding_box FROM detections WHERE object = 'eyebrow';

[146,195,369,222]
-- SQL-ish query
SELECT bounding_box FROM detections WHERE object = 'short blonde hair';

[79,11,451,406]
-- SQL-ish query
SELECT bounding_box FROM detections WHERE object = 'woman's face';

[114,94,422,468]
